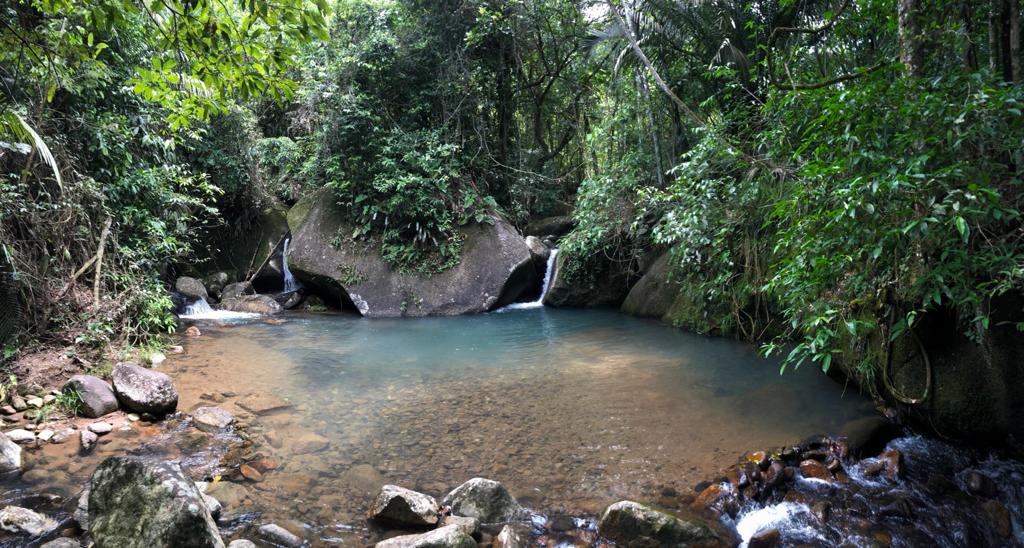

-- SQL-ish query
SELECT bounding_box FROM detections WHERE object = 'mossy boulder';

[287,191,535,317]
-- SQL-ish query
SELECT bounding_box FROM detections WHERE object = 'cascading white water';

[180,298,259,320]
[282,238,300,293]
[497,248,559,312]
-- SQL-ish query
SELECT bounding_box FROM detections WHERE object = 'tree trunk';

[637,71,664,188]
[1011,0,1022,81]
[990,0,1003,73]
[898,0,925,76]
[963,0,980,71]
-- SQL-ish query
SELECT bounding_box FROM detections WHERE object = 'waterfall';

[282,238,300,293]
[180,298,259,320]
[497,248,558,312]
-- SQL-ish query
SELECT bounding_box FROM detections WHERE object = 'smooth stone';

[148,352,167,367]
[227,542,256,548]
[0,406,15,415]
[239,464,264,482]
[37,429,54,442]
[4,429,35,443]
[441,515,480,537]
[10,396,26,411]
[442,478,524,523]
[494,524,527,548]
[203,494,223,520]
[64,375,119,418]
[127,414,140,422]
[168,345,185,354]
[258,523,302,547]
[175,276,208,301]
[80,430,98,451]
[192,406,235,433]
[88,422,113,435]
[749,527,781,548]
[598,501,729,546]
[0,505,58,536]
[41,539,81,548]
[42,394,56,404]
[236,393,292,415]
[111,362,178,415]
[369,485,440,527]
[375,524,476,548]
[26,397,44,409]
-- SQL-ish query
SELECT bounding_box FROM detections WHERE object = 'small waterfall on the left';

[180,298,259,320]
[282,238,300,293]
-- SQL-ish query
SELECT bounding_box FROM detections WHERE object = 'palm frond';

[0,110,63,188]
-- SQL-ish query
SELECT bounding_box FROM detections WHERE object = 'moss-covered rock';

[597,501,737,547]
[543,247,632,308]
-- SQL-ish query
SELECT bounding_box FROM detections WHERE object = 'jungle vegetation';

[1,0,1022,390]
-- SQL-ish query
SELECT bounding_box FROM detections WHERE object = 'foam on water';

[180,298,261,321]
[735,502,825,547]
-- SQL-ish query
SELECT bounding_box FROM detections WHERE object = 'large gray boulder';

[221,281,255,301]
[524,216,575,239]
[203,272,230,300]
[375,524,476,548]
[111,362,178,415]
[369,485,440,527]
[0,432,22,473]
[191,406,235,433]
[441,478,524,523]
[218,295,282,315]
[88,456,223,548]
[288,191,535,317]
[621,253,676,320]
[63,375,118,418]
[543,249,632,308]
[597,501,733,547]
[175,277,208,301]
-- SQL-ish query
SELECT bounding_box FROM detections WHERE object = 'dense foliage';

[2,0,1023,413]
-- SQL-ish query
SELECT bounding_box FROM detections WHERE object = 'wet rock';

[221,282,255,301]
[148,352,166,367]
[799,460,833,482]
[494,524,527,548]
[524,216,575,239]
[239,464,263,482]
[73,489,88,531]
[839,416,902,458]
[765,462,785,487]
[192,406,235,433]
[63,375,118,418]
[257,523,302,547]
[4,429,35,443]
[227,541,256,548]
[692,483,738,516]
[10,396,26,412]
[0,406,14,415]
[293,432,330,454]
[88,456,223,548]
[36,429,53,442]
[203,494,223,521]
[185,326,202,338]
[220,295,282,315]
[375,524,476,548]
[440,515,480,538]
[26,396,43,408]
[983,500,1012,538]
[205,481,249,510]
[111,362,178,415]
[966,471,997,498]
[88,422,113,435]
[369,485,440,527]
[598,501,729,547]
[879,449,902,481]
[525,236,551,264]
[0,506,58,536]
[80,430,98,451]
[748,527,781,548]
[41,539,81,548]
[176,277,209,301]
[236,393,292,415]
[282,292,303,310]
[204,272,230,300]
[442,478,524,523]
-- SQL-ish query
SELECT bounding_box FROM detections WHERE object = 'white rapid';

[282,237,300,293]
[497,248,558,312]
[180,298,260,321]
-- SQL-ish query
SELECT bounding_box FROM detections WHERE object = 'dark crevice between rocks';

[289,269,361,316]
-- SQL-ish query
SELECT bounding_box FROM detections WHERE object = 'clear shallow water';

[167,308,877,542]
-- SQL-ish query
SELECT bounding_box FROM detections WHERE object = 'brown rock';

[184,326,201,337]
[239,464,264,482]
[748,527,780,548]
[236,393,292,416]
[983,500,1012,538]
[249,458,277,473]
[799,460,833,482]
[745,451,769,470]
[880,449,902,481]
